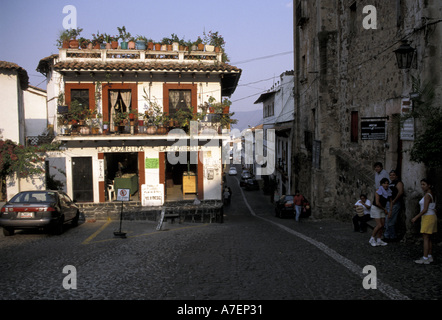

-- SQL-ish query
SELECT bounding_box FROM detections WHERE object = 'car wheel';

[71,210,80,227]
[3,227,14,236]
[52,216,64,235]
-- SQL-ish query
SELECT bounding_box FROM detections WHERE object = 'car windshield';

[9,192,56,203]
[283,195,294,201]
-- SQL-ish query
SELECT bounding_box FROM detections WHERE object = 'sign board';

[400,99,415,141]
[361,121,386,140]
[117,189,130,201]
[141,184,164,207]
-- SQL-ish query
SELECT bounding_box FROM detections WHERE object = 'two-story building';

[37,45,241,205]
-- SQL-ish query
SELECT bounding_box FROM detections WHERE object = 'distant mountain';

[230,109,263,132]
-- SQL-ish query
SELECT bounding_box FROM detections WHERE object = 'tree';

[402,76,442,168]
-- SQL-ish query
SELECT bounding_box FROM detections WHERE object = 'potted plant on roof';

[135,35,147,50]
[117,26,131,50]
[68,27,83,49]
[92,32,104,49]
[161,37,172,51]
[127,36,136,50]
[208,31,225,53]
[195,36,204,51]
[56,30,70,48]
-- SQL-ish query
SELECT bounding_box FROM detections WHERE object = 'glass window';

[71,89,90,109]
[169,89,191,116]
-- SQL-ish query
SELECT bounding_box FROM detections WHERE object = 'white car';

[228,167,237,176]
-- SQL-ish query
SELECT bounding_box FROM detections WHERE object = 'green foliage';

[0,140,60,178]
[404,76,442,167]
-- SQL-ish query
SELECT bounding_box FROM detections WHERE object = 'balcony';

[58,47,224,64]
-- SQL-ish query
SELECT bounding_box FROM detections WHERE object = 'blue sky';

[0,0,293,116]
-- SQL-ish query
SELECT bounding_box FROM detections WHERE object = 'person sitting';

[353,194,372,232]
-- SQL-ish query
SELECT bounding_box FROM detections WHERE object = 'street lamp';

[394,40,417,69]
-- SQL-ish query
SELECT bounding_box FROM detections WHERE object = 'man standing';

[374,162,389,188]
[384,170,404,241]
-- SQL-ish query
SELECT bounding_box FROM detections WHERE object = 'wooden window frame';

[65,83,96,111]
[102,83,138,123]
[163,83,198,115]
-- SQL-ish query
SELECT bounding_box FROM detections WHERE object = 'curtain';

[120,90,132,113]
[169,90,179,112]
[109,90,119,129]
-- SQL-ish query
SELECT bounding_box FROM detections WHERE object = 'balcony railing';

[59,48,224,64]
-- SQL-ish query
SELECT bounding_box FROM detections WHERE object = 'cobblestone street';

[0,170,441,308]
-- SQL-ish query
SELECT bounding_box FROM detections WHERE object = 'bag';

[355,205,365,217]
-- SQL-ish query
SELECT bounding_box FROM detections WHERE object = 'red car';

[0,190,80,236]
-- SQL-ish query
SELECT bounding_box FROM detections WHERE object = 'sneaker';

[369,238,377,247]
[377,238,388,246]
[415,257,431,265]
[428,256,434,263]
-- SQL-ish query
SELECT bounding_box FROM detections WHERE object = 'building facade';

[292,0,442,227]
[255,71,294,196]
[37,46,241,204]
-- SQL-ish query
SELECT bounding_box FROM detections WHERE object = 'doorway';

[104,153,139,200]
[165,152,198,200]
[72,157,93,202]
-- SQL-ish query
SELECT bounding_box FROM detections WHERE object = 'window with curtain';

[109,89,132,129]
[168,89,191,116]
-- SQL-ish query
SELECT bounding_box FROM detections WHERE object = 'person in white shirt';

[353,194,372,232]
[373,162,390,189]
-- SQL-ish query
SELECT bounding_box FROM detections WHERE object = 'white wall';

[24,86,48,137]
[0,70,22,144]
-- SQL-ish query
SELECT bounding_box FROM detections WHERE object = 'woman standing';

[411,179,437,264]
[369,178,392,246]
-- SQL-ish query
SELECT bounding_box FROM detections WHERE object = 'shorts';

[370,205,385,219]
[421,215,438,234]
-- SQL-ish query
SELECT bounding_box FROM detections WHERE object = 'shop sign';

[361,120,386,140]
[141,184,164,207]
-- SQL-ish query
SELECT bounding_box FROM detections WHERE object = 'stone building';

[292,0,441,229]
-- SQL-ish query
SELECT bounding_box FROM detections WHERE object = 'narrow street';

[0,165,440,308]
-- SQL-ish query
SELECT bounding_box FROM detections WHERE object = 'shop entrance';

[105,153,139,201]
[165,152,198,201]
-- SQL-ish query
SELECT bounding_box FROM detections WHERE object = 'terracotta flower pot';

[111,41,118,49]
[69,39,79,49]
[155,43,161,51]
[128,41,136,49]
[147,42,154,50]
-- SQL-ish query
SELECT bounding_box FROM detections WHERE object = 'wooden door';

[72,157,93,202]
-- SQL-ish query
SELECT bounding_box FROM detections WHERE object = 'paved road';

[0,168,441,307]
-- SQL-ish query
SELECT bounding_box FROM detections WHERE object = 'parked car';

[274,195,295,218]
[228,167,237,176]
[240,170,253,187]
[274,195,312,219]
[0,190,80,236]
[244,178,259,191]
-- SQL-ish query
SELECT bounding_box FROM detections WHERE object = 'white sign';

[141,184,164,207]
[117,189,130,201]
